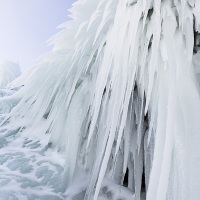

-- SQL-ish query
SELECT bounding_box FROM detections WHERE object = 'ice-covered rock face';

[0,60,21,88]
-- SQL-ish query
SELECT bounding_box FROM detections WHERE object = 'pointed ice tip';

[188,0,195,7]
[144,105,148,115]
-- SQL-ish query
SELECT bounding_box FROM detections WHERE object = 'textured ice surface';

[0,127,66,200]
[0,125,136,200]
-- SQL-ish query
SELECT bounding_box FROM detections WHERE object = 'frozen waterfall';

[1,0,200,199]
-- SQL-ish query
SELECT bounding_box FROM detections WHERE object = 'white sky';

[0,0,75,71]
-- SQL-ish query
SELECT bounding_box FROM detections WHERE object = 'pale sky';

[0,0,75,71]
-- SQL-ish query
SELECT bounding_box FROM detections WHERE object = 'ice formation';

[1,0,200,199]
[0,60,21,88]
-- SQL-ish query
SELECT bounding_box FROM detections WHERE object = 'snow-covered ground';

[0,128,141,200]
[0,127,66,200]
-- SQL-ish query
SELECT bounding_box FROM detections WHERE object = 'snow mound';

[0,61,21,88]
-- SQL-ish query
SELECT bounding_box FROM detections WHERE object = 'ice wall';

[1,0,200,200]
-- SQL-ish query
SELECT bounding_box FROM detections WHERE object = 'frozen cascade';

[1,0,200,199]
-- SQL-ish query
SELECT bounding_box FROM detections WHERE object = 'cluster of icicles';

[1,0,200,199]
